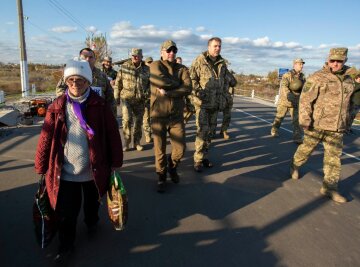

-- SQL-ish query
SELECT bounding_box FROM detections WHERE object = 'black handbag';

[32,175,57,248]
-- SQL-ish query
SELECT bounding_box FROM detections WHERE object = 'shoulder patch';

[302,81,312,93]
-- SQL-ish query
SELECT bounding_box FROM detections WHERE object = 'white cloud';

[51,26,77,33]
[196,26,206,32]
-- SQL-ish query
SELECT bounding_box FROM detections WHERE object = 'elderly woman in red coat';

[35,58,123,262]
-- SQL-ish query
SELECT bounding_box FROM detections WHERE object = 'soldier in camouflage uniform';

[290,48,355,203]
[150,40,192,192]
[101,56,117,88]
[143,57,154,143]
[190,37,234,172]
[271,58,306,144]
[55,48,117,117]
[114,48,150,152]
[219,70,237,139]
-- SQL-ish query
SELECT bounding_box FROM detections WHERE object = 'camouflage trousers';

[194,107,218,163]
[292,128,344,190]
[143,100,151,139]
[272,104,302,140]
[121,98,145,146]
[151,118,186,174]
[220,96,233,132]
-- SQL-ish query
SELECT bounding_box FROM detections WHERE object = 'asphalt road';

[0,96,359,267]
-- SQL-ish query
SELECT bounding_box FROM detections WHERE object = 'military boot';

[270,127,279,137]
[320,187,347,203]
[194,162,203,172]
[167,155,179,184]
[202,159,213,168]
[123,139,130,152]
[290,164,299,179]
[145,135,152,143]
[222,131,230,140]
[157,173,167,193]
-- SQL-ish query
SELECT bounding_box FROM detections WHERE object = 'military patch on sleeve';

[302,81,312,93]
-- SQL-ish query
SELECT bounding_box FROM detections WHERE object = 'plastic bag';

[32,175,57,248]
[107,171,128,231]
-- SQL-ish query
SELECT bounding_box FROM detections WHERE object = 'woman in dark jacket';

[35,59,123,262]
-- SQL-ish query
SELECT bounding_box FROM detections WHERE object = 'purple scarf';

[65,89,95,137]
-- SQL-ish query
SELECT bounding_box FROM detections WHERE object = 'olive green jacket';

[278,70,306,107]
[299,65,355,132]
[149,59,192,121]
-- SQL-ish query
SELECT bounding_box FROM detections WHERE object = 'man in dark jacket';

[149,40,192,192]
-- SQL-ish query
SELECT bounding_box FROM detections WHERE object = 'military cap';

[131,48,143,56]
[293,58,305,64]
[329,47,348,61]
[145,57,153,63]
[160,40,177,50]
[102,56,112,62]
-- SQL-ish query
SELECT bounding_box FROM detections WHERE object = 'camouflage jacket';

[299,65,355,132]
[278,70,306,107]
[55,67,117,116]
[189,52,234,110]
[102,66,117,81]
[114,60,150,101]
[149,59,192,120]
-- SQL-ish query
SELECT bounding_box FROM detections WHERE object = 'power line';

[47,0,90,34]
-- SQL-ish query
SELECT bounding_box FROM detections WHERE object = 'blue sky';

[1,0,359,75]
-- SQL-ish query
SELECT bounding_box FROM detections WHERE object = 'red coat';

[35,91,123,209]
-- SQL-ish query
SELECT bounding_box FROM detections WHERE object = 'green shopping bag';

[107,171,128,230]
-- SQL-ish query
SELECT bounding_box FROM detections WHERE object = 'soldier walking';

[190,37,234,172]
[290,48,355,203]
[271,58,306,144]
[149,40,192,192]
[56,48,117,117]
[114,48,150,151]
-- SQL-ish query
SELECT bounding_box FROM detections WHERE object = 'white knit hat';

[64,58,92,84]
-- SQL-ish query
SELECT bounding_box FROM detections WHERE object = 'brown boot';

[271,127,279,137]
[320,187,347,203]
[290,164,299,179]
[222,131,230,140]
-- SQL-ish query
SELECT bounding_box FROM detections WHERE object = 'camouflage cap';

[145,57,153,63]
[293,58,305,64]
[102,56,112,62]
[131,48,143,56]
[329,47,348,61]
[160,40,177,51]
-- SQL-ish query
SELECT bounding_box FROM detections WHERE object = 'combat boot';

[222,131,230,140]
[135,144,144,151]
[157,173,167,193]
[270,127,279,137]
[293,138,303,144]
[202,159,213,168]
[320,187,347,203]
[194,162,203,172]
[290,164,299,179]
[168,155,179,183]
[145,136,152,143]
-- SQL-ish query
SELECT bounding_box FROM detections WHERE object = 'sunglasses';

[166,47,178,53]
[329,59,344,63]
[67,78,86,85]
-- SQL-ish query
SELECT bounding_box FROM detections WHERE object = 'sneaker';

[320,187,347,203]
[222,131,230,140]
[290,164,299,179]
[202,159,213,168]
[145,136,152,143]
[135,144,144,151]
[271,128,279,137]
[194,162,202,172]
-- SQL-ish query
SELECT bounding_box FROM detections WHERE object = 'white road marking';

[235,108,360,162]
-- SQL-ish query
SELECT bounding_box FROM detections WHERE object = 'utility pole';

[17,0,29,97]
